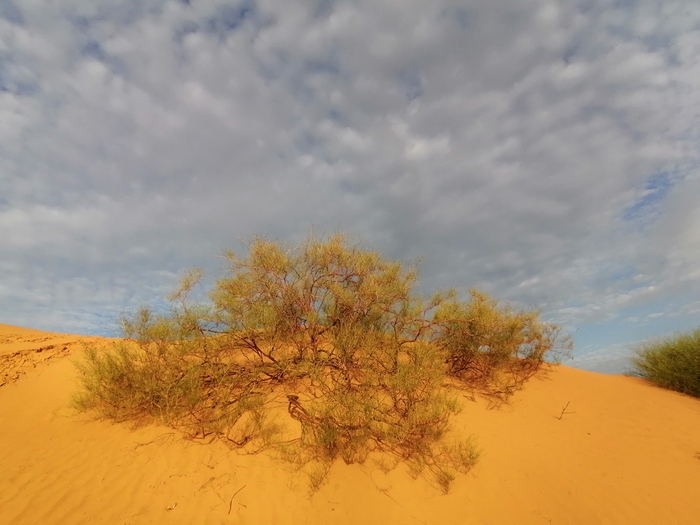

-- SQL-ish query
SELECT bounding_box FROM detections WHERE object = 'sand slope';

[1,324,699,524]
[0,324,108,389]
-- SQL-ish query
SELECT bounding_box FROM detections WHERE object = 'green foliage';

[630,329,700,398]
[434,289,571,400]
[74,305,275,447]
[74,232,567,493]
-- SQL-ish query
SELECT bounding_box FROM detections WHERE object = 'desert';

[2,322,699,524]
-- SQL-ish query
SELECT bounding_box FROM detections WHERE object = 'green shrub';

[630,329,700,398]
[434,289,570,400]
[74,232,567,493]
[74,305,274,446]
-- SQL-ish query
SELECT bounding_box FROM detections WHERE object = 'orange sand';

[1,323,699,524]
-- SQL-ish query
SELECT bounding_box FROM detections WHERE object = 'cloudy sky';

[2,0,699,373]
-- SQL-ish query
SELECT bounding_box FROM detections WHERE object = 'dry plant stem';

[228,485,246,515]
[556,401,573,420]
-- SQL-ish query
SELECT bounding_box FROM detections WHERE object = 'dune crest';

[1,324,699,524]
[0,324,108,389]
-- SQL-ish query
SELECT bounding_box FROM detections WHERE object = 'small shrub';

[73,232,565,493]
[73,305,275,447]
[307,462,333,493]
[630,329,700,398]
[434,290,571,401]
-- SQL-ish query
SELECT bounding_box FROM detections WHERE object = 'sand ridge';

[1,324,699,524]
[0,324,110,389]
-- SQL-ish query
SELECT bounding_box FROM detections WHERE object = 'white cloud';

[0,0,699,350]
[566,342,637,375]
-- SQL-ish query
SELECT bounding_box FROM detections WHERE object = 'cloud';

[1,0,699,355]
[566,343,636,375]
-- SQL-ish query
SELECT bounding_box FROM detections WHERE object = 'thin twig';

[133,432,176,449]
[228,484,247,515]
[556,401,574,420]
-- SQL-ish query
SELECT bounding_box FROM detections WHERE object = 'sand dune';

[0,324,108,389]
[1,324,699,524]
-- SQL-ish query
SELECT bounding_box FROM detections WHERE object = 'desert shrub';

[630,329,700,398]
[74,232,567,492]
[433,290,571,401]
[74,341,198,423]
[207,234,474,489]
[73,305,274,447]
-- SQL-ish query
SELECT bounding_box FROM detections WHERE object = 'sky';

[2,0,699,374]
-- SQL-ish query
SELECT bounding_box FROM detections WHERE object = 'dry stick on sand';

[133,432,176,449]
[556,401,574,420]
[228,485,247,515]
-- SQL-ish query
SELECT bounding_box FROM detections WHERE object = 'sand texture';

[1,324,699,524]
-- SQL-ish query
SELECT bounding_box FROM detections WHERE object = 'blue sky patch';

[441,6,472,30]
[0,61,38,96]
[174,20,200,42]
[623,172,672,224]
[0,0,24,25]
[206,1,256,35]
[312,0,337,19]
[397,69,424,101]
[304,58,340,77]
